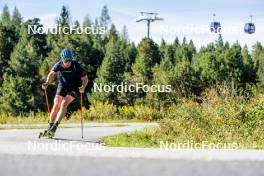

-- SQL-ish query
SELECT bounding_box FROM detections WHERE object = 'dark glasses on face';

[63,60,71,64]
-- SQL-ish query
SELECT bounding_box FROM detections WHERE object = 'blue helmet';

[60,48,73,61]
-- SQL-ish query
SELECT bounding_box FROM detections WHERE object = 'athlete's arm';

[42,71,56,89]
[46,71,56,84]
[79,74,88,93]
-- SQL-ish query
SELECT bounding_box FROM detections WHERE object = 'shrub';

[133,105,162,121]
[86,101,117,120]
[154,87,264,147]
[118,106,135,120]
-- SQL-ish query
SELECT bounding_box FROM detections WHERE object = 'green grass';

[102,87,264,149]
[0,123,127,130]
[102,126,160,148]
[102,126,264,149]
[0,114,147,125]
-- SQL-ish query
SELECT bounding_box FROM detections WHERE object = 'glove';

[79,85,85,93]
[42,82,49,90]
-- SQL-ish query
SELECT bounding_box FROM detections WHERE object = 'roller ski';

[38,130,55,139]
[38,121,59,139]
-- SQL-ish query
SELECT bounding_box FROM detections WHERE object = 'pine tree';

[56,5,70,27]
[214,35,227,84]
[0,25,18,82]
[122,42,137,72]
[253,42,264,90]
[0,74,34,115]
[83,15,92,27]
[224,42,244,84]
[123,38,160,104]
[192,51,218,89]
[242,45,256,84]
[100,5,111,30]
[91,28,125,104]
[174,56,193,97]
[132,38,160,83]
[24,18,48,57]
[0,5,11,27]
[121,25,129,42]
[0,33,40,114]
[146,44,177,108]
[11,7,22,26]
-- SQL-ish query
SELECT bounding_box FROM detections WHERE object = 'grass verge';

[102,125,264,149]
[102,126,160,148]
[0,114,146,125]
[0,123,127,130]
[102,87,264,149]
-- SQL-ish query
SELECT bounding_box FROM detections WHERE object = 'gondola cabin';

[244,23,255,34]
[210,14,221,33]
[210,21,221,33]
[244,16,255,34]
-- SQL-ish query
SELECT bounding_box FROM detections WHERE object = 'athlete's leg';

[39,95,63,138]
[49,95,63,123]
[55,95,75,123]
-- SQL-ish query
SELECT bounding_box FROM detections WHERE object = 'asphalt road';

[0,123,264,176]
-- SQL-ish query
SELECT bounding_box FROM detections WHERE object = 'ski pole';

[80,92,83,139]
[44,88,50,117]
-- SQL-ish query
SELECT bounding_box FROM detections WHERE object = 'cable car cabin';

[210,22,221,33]
[244,23,255,34]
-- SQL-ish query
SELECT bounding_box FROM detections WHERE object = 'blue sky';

[0,0,263,49]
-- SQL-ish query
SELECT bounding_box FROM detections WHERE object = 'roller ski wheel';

[38,130,55,139]
[38,129,47,138]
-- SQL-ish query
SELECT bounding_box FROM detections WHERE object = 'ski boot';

[38,129,55,138]
[39,121,59,139]
[39,129,55,138]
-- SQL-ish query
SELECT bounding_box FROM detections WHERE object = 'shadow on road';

[53,137,100,143]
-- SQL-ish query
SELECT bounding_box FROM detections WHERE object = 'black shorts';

[56,85,79,98]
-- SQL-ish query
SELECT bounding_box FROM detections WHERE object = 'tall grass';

[158,87,264,145]
[102,86,264,148]
[0,102,159,124]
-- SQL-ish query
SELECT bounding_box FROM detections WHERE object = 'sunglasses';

[63,60,72,64]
